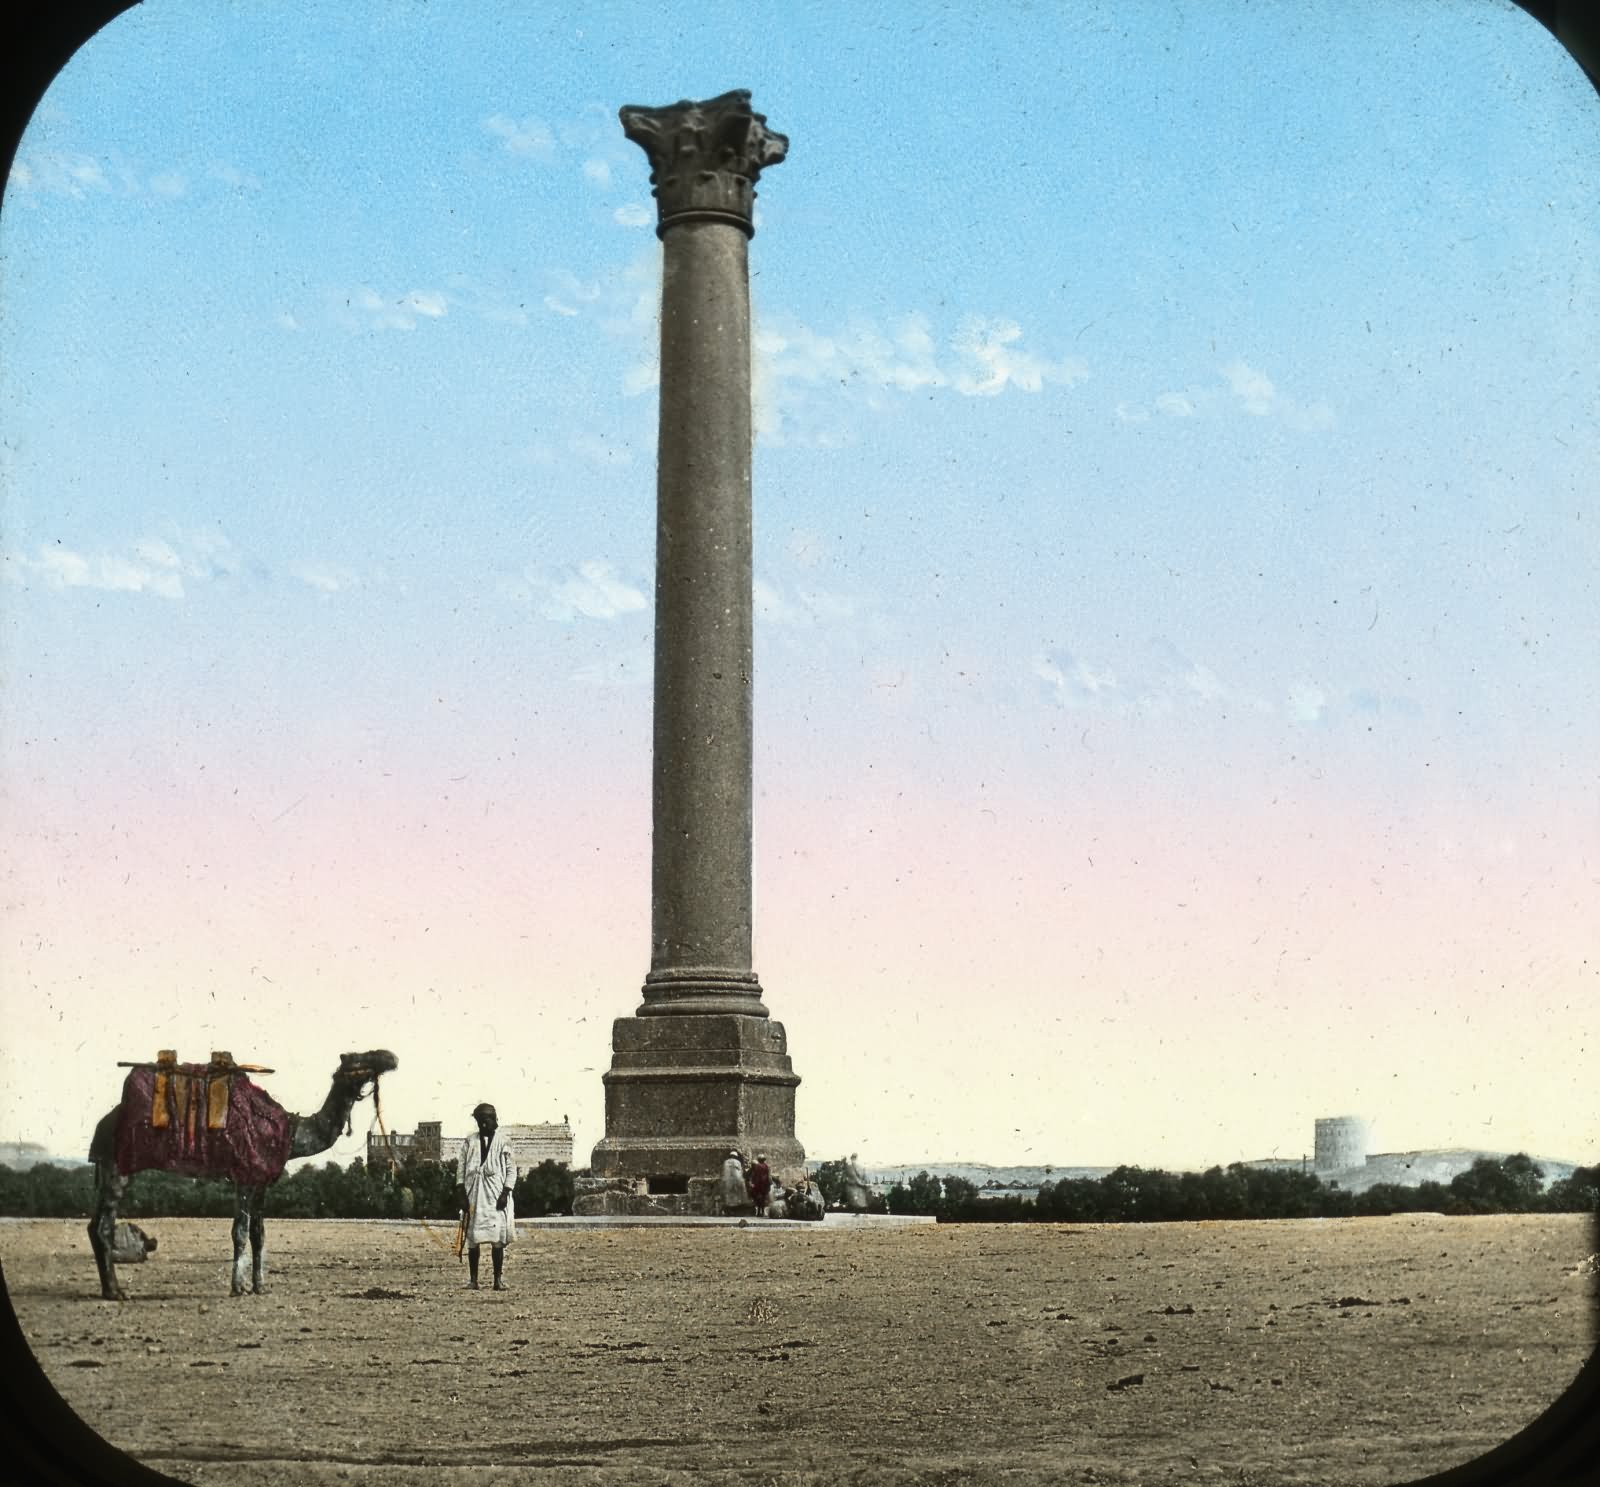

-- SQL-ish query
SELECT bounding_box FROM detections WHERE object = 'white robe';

[719,1156,748,1208]
[459,1129,517,1247]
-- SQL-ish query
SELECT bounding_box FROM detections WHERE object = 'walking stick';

[452,1209,466,1260]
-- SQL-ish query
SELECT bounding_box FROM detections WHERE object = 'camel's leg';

[230,1185,251,1296]
[249,1185,268,1293]
[89,1164,129,1301]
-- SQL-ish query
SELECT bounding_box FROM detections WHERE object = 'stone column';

[631,90,779,1019]
[587,92,803,1198]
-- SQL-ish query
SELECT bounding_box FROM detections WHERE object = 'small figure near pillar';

[842,1153,874,1212]
[785,1179,825,1221]
[456,1102,516,1291]
[719,1149,750,1214]
[748,1152,772,1217]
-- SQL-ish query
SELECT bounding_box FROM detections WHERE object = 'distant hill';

[819,1151,1584,1197]
[811,1161,1110,1190]
[1238,1149,1582,1196]
[0,1141,88,1169]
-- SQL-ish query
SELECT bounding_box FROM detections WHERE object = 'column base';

[589,1011,803,1195]
[638,966,770,1018]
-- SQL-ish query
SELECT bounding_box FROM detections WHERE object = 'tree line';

[0,1156,574,1221]
[3,1152,1592,1224]
[876,1155,1599,1223]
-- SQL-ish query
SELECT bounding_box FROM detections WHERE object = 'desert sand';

[3,1212,1594,1485]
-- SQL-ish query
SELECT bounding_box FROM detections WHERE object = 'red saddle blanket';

[115,1064,293,1186]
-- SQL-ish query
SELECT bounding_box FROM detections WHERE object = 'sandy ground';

[2,1213,1594,1486]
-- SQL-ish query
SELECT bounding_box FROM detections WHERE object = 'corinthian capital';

[619,90,788,238]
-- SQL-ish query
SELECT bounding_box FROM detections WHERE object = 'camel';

[87,1049,398,1299]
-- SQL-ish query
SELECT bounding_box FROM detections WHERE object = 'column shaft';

[646,220,762,1013]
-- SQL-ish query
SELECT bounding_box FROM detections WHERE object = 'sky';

[2,0,1596,1175]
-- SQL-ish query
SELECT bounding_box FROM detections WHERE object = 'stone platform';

[589,1012,804,1189]
[523,1213,936,1231]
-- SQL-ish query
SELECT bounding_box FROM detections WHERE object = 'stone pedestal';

[588,92,802,1204]
[590,1013,803,1183]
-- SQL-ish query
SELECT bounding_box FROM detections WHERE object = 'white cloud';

[754,578,807,628]
[437,274,528,327]
[1350,687,1422,719]
[568,432,634,468]
[751,310,1084,445]
[11,150,270,204]
[350,286,415,331]
[623,361,659,396]
[1288,682,1327,722]
[556,103,618,152]
[753,578,861,630]
[69,158,108,192]
[841,314,945,393]
[582,158,612,188]
[293,563,360,593]
[1035,639,1274,719]
[132,537,182,570]
[177,528,240,579]
[603,254,662,395]
[1285,399,1336,432]
[571,641,652,688]
[18,528,241,600]
[952,316,1089,396]
[799,588,860,622]
[343,285,451,332]
[1120,362,1334,433]
[1147,638,1277,716]
[1221,358,1335,430]
[403,290,448,318]
[544,269,602,318]
[11,150,109,199]
[1183,663,1226,701]
[754,317,939,403]
[537,560,648,623]
[208,162,261,190]
[536,265,1084,439]
[1033,650,1120,708]
[613,202,652,228]
[32,546,182,597]
[483,114,555,159]
[1223,359,1278,416]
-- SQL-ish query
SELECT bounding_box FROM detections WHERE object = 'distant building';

[497,1122,576,1170]
[367,1117,573,1173]
[1313,1116,1370,1175]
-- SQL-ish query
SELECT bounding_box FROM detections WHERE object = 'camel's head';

[336,1049,399,1097]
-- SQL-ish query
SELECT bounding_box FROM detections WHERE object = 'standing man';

[748,1152,772,1218]
[455,1102,516,1290]
[842,1153,874,1212]
[719,1149,749,1214]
